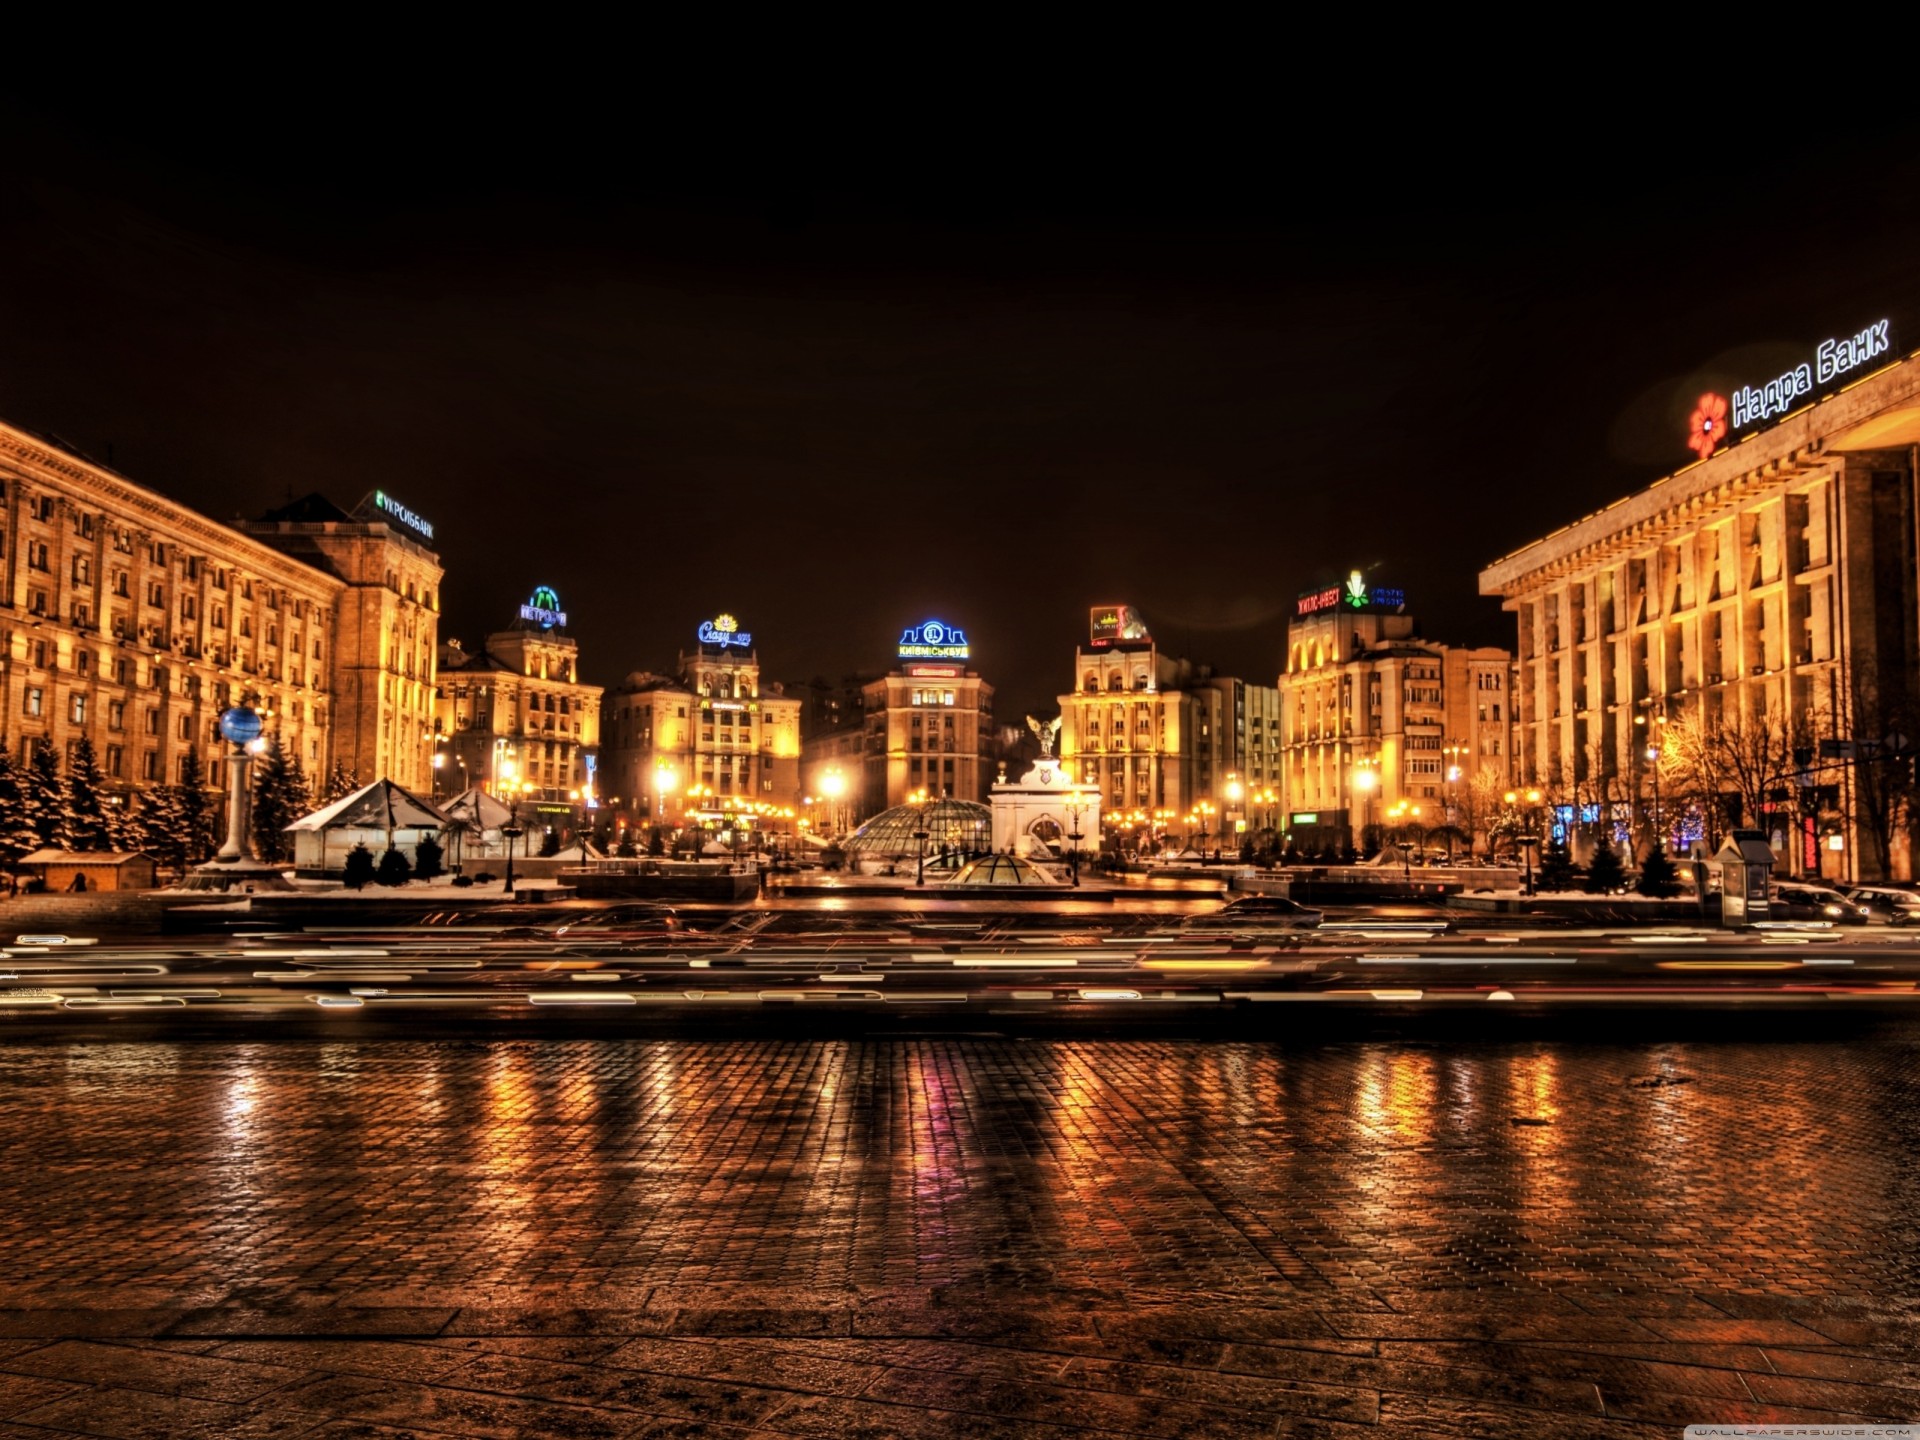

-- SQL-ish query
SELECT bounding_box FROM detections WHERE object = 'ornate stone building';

[1280,578,1511,855]
[601,614,802,837]
[0,421,342,806]
[0,419,448,830]
[434,589,603,812]
[244,493,443,795]
[1479,325,1920,880]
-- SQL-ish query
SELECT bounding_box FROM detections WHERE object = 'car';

[1844,885,1920,925]
[1767,883,1869,924]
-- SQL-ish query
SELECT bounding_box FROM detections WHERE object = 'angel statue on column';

[1026,714,1062,759]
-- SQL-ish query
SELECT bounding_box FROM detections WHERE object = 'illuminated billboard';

[1089,605,1150,647]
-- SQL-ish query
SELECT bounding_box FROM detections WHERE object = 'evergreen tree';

[325,761,359,802]
[0,748,40,871]
[647,827,666,857]
[376,847,412,886]
[616,830,638,859]
[1585,833,1626,893]
[62,737,115,852]
[1636,843,1681,898]
[1537,835,1577,891]
[24,741,63,849]
[342,842,376,889]
[175,747,218,865]
[133,788,188,872]
[250,733,308,863]
[413,832,444,881]
[539,827,560,857]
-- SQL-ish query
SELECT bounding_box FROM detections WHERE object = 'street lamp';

[908,786,929,886]
[1224,775,1244,854]
[1352,757,1378,857]
[1064,792,1087,887]
[819,766,846,837]
[501,795,525,896]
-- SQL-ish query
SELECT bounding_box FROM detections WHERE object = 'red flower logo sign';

[1687,392,1728,459]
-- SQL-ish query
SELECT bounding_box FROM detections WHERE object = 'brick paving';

[0,1030,1914,1435]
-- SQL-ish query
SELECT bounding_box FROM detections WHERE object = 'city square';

[2,84,1920,1438]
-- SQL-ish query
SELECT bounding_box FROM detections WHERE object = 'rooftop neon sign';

[371,489,434,541]
[1297,571,1405,617]
[898,619,969,661]
[698,614,752,648]
[1727,317,1891,433]
[519,585,566,630]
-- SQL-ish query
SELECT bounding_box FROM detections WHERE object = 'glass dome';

[948,853,1064,886]
[843,799,993,859]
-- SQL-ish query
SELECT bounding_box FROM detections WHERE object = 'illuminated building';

[0,418,434,814]
[1281,573,1511,854]
[601,613,802,835]
[1057,606,1275,843]
[243,491,444,792]
[434,586,603,822]
[1479,317,1920,880]
[859,619,996,810]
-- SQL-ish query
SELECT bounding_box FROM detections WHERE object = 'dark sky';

[5,95,1920,723]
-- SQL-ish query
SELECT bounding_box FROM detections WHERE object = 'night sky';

[6,97,1920,724]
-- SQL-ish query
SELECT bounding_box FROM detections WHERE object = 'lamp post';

[501,803,525,897]
[909,786,929,886]
[1065,792,1087,887]
[1352,756,1378,858]
[818,766,846,838]
[1443,742,1468,854]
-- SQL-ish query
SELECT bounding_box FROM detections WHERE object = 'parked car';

[1844,885,1920,925]
[1766,883,1869,924]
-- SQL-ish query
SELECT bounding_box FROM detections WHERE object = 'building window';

[106,745,123,777]
[24,688,42,717]
[144,708,159,735]
[109,700,125,730]
[177,715,192,740]
[72,556,90,586]
[142,751,158,781]
[70,694,86,725]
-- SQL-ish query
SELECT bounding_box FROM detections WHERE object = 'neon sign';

[898,619,969,660]
[698,614,752,648]
[1729,318,1891,431]
[1297,571,1405,617]
[370,490,434,541]
[518,585,566,630]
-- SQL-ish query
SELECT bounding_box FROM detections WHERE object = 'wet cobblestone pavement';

[0,1027,1917,1435]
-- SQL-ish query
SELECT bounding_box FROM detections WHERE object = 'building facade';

[1280,574,1511,854]
[601,614,802,838]
[243,491,445,794]
[1479,323,1920,881]
[859,619,996,810]
[434,587,603,816]
[0,421,380,818]
[1057,607,1270,850]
